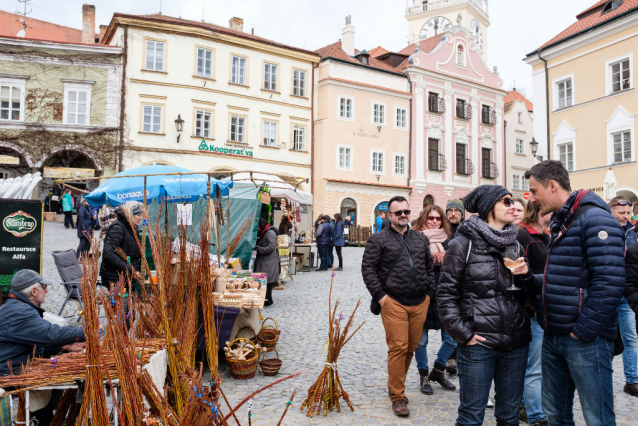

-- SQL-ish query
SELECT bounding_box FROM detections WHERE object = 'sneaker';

[446,358,457,375]
[532,419,549,426]
[519,405,529,423]
[391,399,410,417]
[624,382,638,397]
[335,267,343,271]
[486,397,494,409]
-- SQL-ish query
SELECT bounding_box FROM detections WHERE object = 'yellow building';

[525,0,638,201]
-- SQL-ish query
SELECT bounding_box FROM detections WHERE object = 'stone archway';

[39,149,103,198]
[207,166,237,180]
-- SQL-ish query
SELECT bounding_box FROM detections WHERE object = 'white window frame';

[515,138,524,154]
[142,104,163,134]
[370,150,385,174]
[372,102,386,126]
[395,107,408,130]
[393,153,406,176]
[612,130,632,164]
[605,53,633,95]
[63,82,92,126]
[553,74,574,110]
[292,125,306,151]
[0,78,26,122]
[605,106,636,165]
[512,174,520,190]
[231,55,247,85]
[262,120,277,147]
[263,62,278,92]
[558,142,574,172]
[196,47,213,79]
[230,115,246,143]
[292,69,306,97]
[145,40,165,71]
[195,109,212,138]
[522,176,529,191]
[338,96,354,121]
[336,145,353,171]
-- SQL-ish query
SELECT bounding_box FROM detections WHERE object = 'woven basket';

[259,348,282,376]
[225,335,258,379]
[258,317,280,348]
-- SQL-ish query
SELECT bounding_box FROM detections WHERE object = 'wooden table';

[292,243,317,270]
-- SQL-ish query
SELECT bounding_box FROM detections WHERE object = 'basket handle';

[260,316,279,331]
[228,337,257,352]
[259,347,279,362]
[235,326,258,339]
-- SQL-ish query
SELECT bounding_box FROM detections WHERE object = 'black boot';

[419,370,433,395]
[429,361,456,391]
[446,358,457,375]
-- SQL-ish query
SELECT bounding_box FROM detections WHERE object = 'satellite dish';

[17,29,25,37]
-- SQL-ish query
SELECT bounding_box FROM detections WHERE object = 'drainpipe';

[311,63,316,196]
[538,47,551,160]
[118,25,128,173]
[407,76,413,190]
[503,118,507,188]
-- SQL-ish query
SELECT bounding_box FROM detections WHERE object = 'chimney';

[229,17,244,32]
[342,16,355,57]
[82,4,96,44]
[98,25,108,43]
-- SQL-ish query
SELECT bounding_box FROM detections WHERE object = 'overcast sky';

[2,0,591,100]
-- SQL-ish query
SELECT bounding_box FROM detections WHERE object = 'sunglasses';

[390,209,411,217]
[500,197,514,207]
[39,283,49,291]
[427,216,442,222]
[613,201,632,207]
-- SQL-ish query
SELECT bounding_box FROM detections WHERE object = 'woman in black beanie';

[437,185,536,426]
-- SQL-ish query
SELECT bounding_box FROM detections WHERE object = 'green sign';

[198,140,253,157]
[0,200,43,289]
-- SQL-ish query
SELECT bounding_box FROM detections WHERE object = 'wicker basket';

[225,336,258,379]
[258,317,280,348]
[259,348,282,376]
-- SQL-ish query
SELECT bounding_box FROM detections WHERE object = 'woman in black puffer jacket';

[438,185,535,426]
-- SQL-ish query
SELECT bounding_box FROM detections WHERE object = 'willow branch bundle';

[300,268,365,417]
[50,389,79,426]
[198,226,220,378]
[227,213,255,260]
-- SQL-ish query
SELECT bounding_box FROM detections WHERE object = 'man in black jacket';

[362,196,435,417]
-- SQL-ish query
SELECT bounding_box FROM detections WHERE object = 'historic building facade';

[503,89,535,198]
[525,1,638,202]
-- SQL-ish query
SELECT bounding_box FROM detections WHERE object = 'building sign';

[43,167,95,179]
[375,202,389,212]
[0,200,43,288]
[0,155,19,165]
[198,140,253,157]
[586,187,604,193]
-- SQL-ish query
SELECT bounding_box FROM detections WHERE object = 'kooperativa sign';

[3,210,37,237]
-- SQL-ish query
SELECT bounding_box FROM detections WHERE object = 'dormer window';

[603,0,623,15]
[355,50,371,66]
[457,45,466,67]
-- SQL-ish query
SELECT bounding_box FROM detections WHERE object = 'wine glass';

[504,244,521,291]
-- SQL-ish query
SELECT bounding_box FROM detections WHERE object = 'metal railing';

[456,103,472,120]
[406,0,489,21]
[428,97,445,114]
[482,161,499,179]
[481,108,497,126]
[428,153,447,172]
[456,158,474,176]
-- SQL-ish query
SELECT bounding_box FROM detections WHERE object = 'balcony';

[482,162,499,179]
[481,108,496,126]
[406,0,489,22]
[428,153,447,172]
[428,97,445,114]
[456,158,474,176]
[456,103,472,120]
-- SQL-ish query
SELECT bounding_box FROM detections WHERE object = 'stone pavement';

[40,221,637,425]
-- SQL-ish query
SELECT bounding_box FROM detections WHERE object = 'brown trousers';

[380,295,430,401]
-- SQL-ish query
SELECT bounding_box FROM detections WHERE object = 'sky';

[1,0,592,100]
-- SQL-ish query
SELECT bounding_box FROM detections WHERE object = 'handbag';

[370,231,410,315]
[614,323,624,356]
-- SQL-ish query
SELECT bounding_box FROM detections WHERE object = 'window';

[481,148,496,179]
[557,79,573,109]
[559,143,574,171]
[142,105,162,133]
[263,63,278,91]
[195,110,212,138]
[231,56,247,85]
[603,0,624,15]
[394,154,406,176]
[396,107,407,129]
[196,47,213,79]
[65,89,89,125]
[456,99,471,119]
[428,92,444,113]
[293,69,306,97]
[513,175,520,190]
[339,97,353,120]
[372,151,384,173]
[372,103,385,125]
[262,121,277,147]
[518,112,523,123]
[457,45,465,67]
[292,125,305,150]
[0,85,22,121]
[230,115,246,142]
[145,40,165,71]
[455,143,471,175]
[338,146,352,170]
[610,59,631,93]
[428,138,444,171]
[515,139,524,154]
[613,131,631,163]
[481,105,495,125]
[522,177,529,191]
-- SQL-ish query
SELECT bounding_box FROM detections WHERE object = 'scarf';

[259,223,271,237]
[423,228,447,264]
[549,189,589,236]
[467,215,518,249]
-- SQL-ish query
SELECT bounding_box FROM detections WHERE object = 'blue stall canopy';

[84,165,233,207]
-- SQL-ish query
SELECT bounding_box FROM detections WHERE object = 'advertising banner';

[0,200,43,289]
[43,167,95,179]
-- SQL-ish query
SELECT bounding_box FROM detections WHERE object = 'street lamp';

[174,114,185,143]
[529,138,543,161]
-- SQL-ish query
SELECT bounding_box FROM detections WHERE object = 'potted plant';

[44,191,56,221]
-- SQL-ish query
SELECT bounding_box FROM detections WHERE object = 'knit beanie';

[463,185,511,220]
[445,198,465,216]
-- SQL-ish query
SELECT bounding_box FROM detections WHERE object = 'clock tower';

[405,0,490,62]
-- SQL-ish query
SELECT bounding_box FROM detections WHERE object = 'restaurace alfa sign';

[198,140,253,157]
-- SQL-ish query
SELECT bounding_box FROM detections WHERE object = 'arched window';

[457,45,465,67]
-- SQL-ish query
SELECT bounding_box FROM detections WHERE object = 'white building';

[503,90,535,197]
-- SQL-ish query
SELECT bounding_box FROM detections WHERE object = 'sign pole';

[141,175,148,280]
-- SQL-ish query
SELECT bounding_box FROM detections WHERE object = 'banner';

[0,200,43,289]
[43,167,95,179]
[0,155,19,165]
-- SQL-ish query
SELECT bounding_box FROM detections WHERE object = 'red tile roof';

[577,0,611,18]
[394,35,445,71]
[536,0,638,51]
[314,40,402,74]
[368,46,389,58]
[504,90,533,112]
[0,10,83,43]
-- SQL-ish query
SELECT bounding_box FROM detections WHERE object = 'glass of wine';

[504,244,522,291]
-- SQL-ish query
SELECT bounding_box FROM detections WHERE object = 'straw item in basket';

[259,348,282,376]
[224,332,259,380]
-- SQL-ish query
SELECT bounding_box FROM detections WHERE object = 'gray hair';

[120,201,143,219]
[20,282,40,298]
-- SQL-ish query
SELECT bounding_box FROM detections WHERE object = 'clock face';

[470,19,484,55]
[420,16,453,40]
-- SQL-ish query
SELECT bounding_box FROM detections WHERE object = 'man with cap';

[446,198,465,239]
[0,269,86,377]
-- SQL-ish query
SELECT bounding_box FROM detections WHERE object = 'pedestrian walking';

[444,198,464,375]
[254,218,280,306]
[314,216,331,271]
[517,201,552,426]
[100,202,143,289]
[333,213,345,270]
[525,160,625,425]
[413,205,457,395]
[61,189,74,229]
[76,197,94,258]
[438,185,535,426]
[608,196,638,398]
[362,195,435,417]
[328,216,335,268]
[376,211,385,233]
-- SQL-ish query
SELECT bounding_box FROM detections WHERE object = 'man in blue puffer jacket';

[526,160,625,426]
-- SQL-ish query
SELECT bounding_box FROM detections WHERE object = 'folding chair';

[51,249,100,318]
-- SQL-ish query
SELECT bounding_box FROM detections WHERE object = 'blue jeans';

[523,317,546,425]
[317,244,330,270]
[415,327,457,371]
[456,344,528,426]
[618,297,638,384]
[542,332,615,426]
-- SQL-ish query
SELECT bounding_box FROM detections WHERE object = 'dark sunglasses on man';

[613,200,632,207]
[390,209,411,217]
